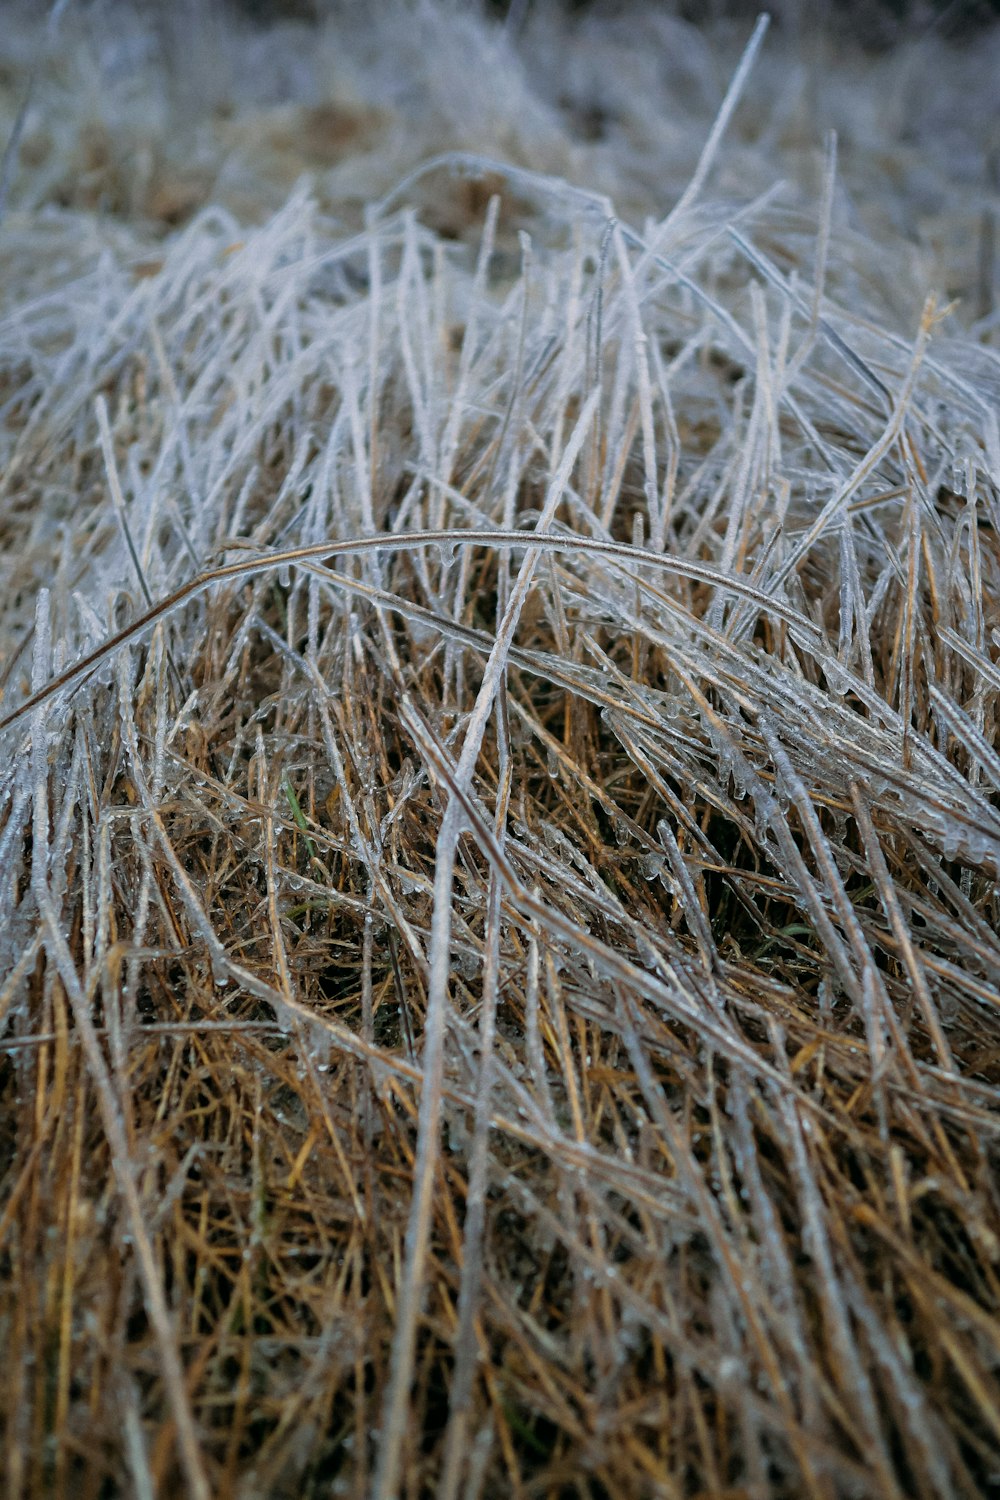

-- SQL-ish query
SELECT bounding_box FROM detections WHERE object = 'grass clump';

[1,4,1000,1497]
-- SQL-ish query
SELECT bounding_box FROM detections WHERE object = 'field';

[1,3,999,1496]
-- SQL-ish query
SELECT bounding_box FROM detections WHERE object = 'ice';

[0,10,997,1493]
[32,589,52,697]
[453,946,481,981]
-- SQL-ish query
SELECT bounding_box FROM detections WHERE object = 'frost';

[0,4,997,1497]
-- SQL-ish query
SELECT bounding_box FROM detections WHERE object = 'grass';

[1,2,999,1497]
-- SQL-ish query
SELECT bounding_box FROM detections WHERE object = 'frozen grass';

[1,3,1000,1497]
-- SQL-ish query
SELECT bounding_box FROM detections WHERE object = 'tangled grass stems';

[2,4,1000,1496]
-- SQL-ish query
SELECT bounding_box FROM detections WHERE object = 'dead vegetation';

[1,5,1000,1499]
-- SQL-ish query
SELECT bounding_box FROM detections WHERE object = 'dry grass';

[1,4,1000,1498]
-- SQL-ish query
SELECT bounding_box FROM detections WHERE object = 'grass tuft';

[2,3,1000,1497]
